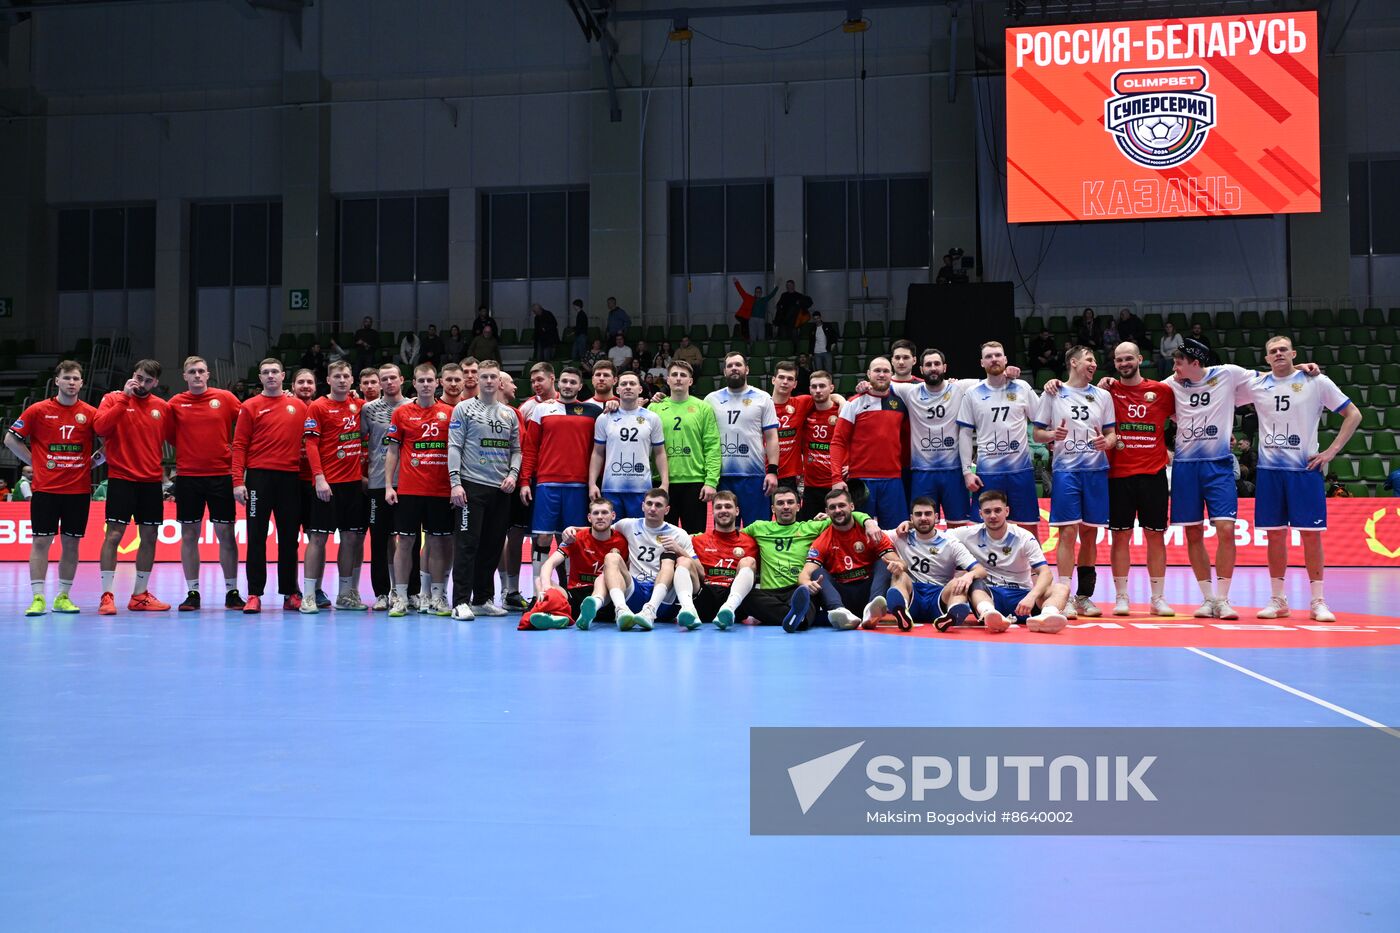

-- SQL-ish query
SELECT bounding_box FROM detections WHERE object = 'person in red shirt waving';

[522,496,628,630]
[94,359,172,615]
[166,355,243,611]
[6,360,98,616]
[301,360,369,613]
[783,486,903,632]
[671,490,759,631]
[232,358,310,613]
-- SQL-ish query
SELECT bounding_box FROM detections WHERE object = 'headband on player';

[1179,338,1211,365]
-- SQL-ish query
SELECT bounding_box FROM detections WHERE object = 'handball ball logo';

[1363,507,1400,561]
[1105,68,1216,170]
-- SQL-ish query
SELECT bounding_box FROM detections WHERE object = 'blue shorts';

[1170,458,1237,525]
[532,483,587,535]
[856,476,908,528]
[625,578,679,620]
[1254,468,1327,531]
[986,584,1034,621]
[719,475,771,527]
[973,469,1040,525]
[912,468,971,523]
[1049,469,1109,527]
[910,580,948,621]
[603,489,646,521]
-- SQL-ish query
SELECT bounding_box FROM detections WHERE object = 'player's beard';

[924,374,944,390]
[132,386,149,398]
[984,362,1006,377]
[1117,363,1139,381]
[725,374,746,391]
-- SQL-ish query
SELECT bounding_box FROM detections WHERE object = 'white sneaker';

[1113,594,1131,616]
[981,609,1010,634]
[427,595,452,617]
[1028,610,1067,634]
[859,595,887,629]
[298,599,319,614]
[1214,598,1239,620]
[1064,601,1078,620]
[387,595,408,618]
[635,609,656,631]
[473,602,508,617]
[1310,599,1336,623]
[1193,600,1217,618]
[410,594,425,613]
[1256,597,1291,619]
[1149,596,1175,617]
[1072,595,1102,618]
[827,607,860,630]
[451,603,475,621]
[371,595,389,611]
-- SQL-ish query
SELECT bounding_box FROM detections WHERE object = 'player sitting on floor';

[522,496,628,630]
[670,490,759,630]
[782,487,905,632]
[882,496,986,631]
[949,489,1070,634]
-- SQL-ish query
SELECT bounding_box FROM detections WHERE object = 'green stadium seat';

[1215,311,1237,331]
[1323,327,1347,346]
[700,358,719,378]
[838,375,859,395]
[275,332,296,350]
[1034,369,1057,388]
[1364,346,1389,366]
[1311,347,1337,367]
[1385,409,1400,431]
[1364,386,1393,407]
[866,321,886,338]
[625,326,642,345]
[1343,434,1370,456]
[1312,308,1336,328]
[1359,459,1389,483]
[1347,483,1371,498]
[1239,310,1262,329]
[378,331,396,348]
[1360,409,1383,431]
[889,320,905,338]
[1024,316,1045,333]
[1337,307,1361,328]
[1234,348,1260,369]
[1379,363,1400,385]
[844,321,864,340]
[1286,309,1310,328]
[1168,312,1189,333]
[1373,434,1399,456]
[703,341,725,358]
[521,328,535,345]
[1047,316,1070,334]
[688,325,708,342]
[749,357,769,377]
[498,329,518,345]
[750,340,770,358]
[1389,308,1400,326]
[1375,326,1397,345]
[1190,312,1212,330]
[840,354,862,374]
[1338,347,1362,366]
[1263,309,1286,329]
[710,323,730,340]
[1362,307,1385,327]
[772,340,796,359]
[1330,458,1356,481]
[645,325,664,343]
[663,325,683,343]
[1142,313,1164,332]
[1295,327,1321,348]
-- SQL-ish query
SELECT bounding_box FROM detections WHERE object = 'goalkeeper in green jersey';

[743,486,881,626]
[650,360,722,532]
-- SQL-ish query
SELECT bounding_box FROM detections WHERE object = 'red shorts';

[518,587,575,630]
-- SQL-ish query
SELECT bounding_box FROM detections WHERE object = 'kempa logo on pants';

[247,489,258,518]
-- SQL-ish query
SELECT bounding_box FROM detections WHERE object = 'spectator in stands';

[1230,437,1255,498]
[353,316,379,371]
[809,311,839,373]
[796,354,813,394]
[1028,327,1057,373]
[301,342,328,383]
[326,337,349,366]
[733,279,777,340]
[1158,321,1183,376]
[1189,322,1211,347]
[674,336,703,370]
[443,324,465,363]
[642,372,664,398]
[650,341,673,378]
[608,334,633,368]
[398,330,422,368]
[1117,307,1145,346]
[468,323,500,363]
[634,340,651,369]
[605,297,630,341]
[232,379,252,401]
[16,465,33,501]
[571,299,589,360]
[1100,318,1120,352]
[472,304,498,337]
[0,478,12,501]
[1060,338,1075,364]
[1234,435,1256,485]
[421,324,445,366]
[1385,468,1400,496]
[531,303,560,362]
[583,338,607,370]
[1326,473,1349,498]
[1074,308,1097,347]
[774,280,813,340]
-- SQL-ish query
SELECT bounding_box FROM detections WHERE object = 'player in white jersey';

[1034,346,1117,619]
[589,371,668,520]
[956,341,1041,534]
[704,352,780,526]
[882,496,986,631]
[588,488,695,630]
[1244,336,1361,623]
[949,489,1069,634]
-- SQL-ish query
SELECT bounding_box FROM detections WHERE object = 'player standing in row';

[670,490,758,630]
[521,365,603,592]
[358,368,380,402]
[300,360,369,612]
[705,353,780,527]
[165,356,244,610]
[783,487,901,632]
[384,363,455,617]
[1245,336,1361,623]
[524,497,627,631]
[94,359,171,614]
[881,497,985,631]
[830,356,909,527]
[798,370,843,519]
[587,359,617,406]
[448,360,522,620]
[291,368,327,608]
[949,491,1069,633]
[957,341,1041,535]
[890,339,921,499]
[887,349,977,528]
[1033,346,1116,618]
[8,361,97,616]
[232,359,309,613]
[500,362,557,611]
[590,371,667,520]
[771,361,815,493]
[650,360,721,532]
[362,362,419,610]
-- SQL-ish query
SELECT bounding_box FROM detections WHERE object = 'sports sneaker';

[179,591,201,612]
[1149,596,1175,617]
[225,589,246,611]
[299,596,319,614]
[1256,596,1291,619]
[618,611,642,632]
[1310,599,1336,623]
[1072,595,1102,618]
[284,593,303,612]
[99,592,117,615]
[25,595,46,617]
[1113,594,1131,616]
[52,594,80,614]
[371,595,389,611]
[530,612,570,629]
[1193,600,1217,618]
[242,595,262,614]
[677,608,700,631]
[473,602,508,617]
[452,603,475,621]
[576,596,599,630]
[315,589,332,610]
[1064,601,1078,620]
[859,595,887,630]
[981,609,1010,634]
[827,607,860,630]
[634,610,656,631]
[1214,598,1239,621]
[410,594,426,613]
[388,595,408,618]
[335,594,369,612]
[1028,610,1067,634]
[714,606,736,631]
[504,591,529,611]
[428,595,452,617]
[129,592,171,611]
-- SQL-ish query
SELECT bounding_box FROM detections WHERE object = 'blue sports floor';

[2,563,1399,931]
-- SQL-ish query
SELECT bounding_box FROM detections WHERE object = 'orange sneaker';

[128,591,171,611]
[98,592,117,615]
[243,594,262,614]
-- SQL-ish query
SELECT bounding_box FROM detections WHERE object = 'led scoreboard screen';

[1005,12,1320,223]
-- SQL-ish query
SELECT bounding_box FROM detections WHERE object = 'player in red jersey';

[458,357,480,400]
[301,360,369,613]
[440,362,466,408]
[289,368,329,607]
[232,358,310,613]
[799,370,844,519]
[6,360,98,616]
[94,359,172,614]
[523,497,628,630]
[784,487,902,632]
[771,361,815,492]
[166,356,244,611]
[671,490,759,630]
[384,362,456,617]
[358,368,380,402]
[830,356,910,527]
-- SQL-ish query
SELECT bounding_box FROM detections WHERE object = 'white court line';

[1186,646,1400,741]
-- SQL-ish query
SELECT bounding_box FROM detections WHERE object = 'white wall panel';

[195,288,233,361]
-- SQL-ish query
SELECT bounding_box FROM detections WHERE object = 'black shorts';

[31,490,91,538]
[1108,469,1170,532]
[394,493,454,537]
[511,490,532,530]
[306,481,368,534]
[299,480,315,530]
[696,581,750,622]
[777,475,801,492]
[175,475,235,524]
[567,584,616,622]
[106,478,163,526]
